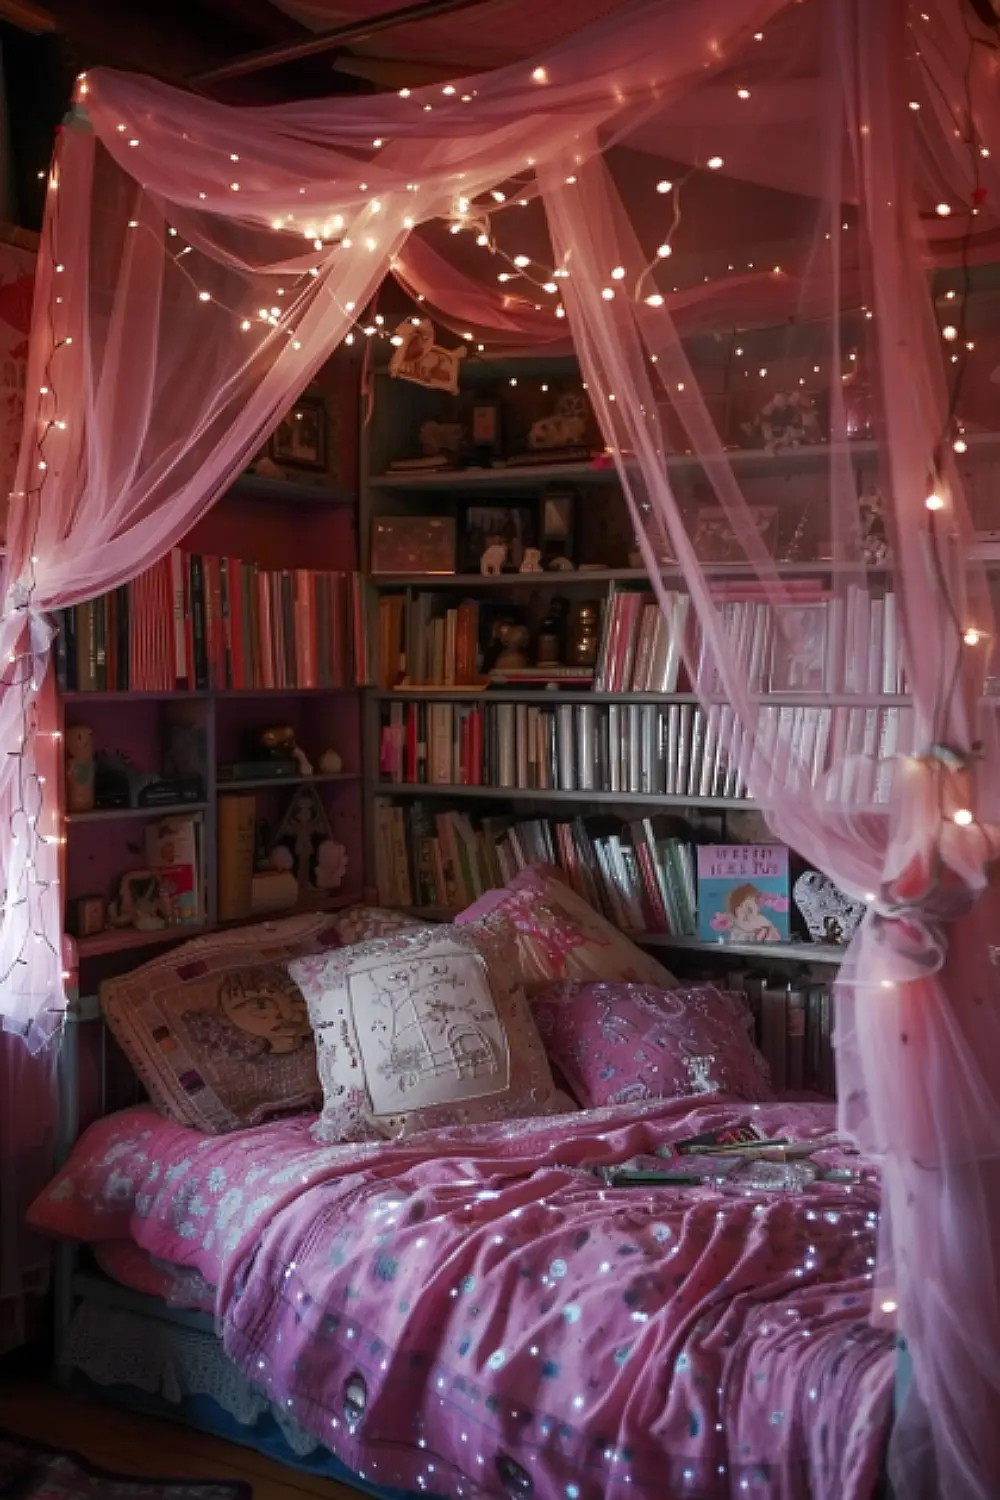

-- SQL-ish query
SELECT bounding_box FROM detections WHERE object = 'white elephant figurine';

[480,541,508,576]
[519,548,543,573]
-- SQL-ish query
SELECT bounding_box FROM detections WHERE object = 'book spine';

[189,555,209,692]
[218,794,256,921]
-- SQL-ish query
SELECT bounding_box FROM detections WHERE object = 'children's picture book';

[696,844,790,943]
[145,814,204,926]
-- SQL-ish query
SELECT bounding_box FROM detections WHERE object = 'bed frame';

[52,993,911,1499]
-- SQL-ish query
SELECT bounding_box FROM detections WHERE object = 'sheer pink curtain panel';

[2,0,999,1490]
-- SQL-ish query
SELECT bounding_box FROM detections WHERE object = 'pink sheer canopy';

[6,0,1000,1491]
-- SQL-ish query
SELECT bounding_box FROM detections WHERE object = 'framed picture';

[470,402,503,458]
[371,516,457,576]
[462,505,535,572]
[271,394,328,471]
[692,505,778,564]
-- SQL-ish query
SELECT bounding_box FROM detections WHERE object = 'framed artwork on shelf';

[371,516,457,575]
[462,505,535,572]
[271,394,328,471]
[470,402,503,460]
[692,504,778,564]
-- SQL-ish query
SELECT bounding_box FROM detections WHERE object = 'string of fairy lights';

[3,28,994,1030]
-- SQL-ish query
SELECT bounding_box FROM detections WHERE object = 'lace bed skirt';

[66,1299,321,1457]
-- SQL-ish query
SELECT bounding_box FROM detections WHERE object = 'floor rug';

[0,1429,252,1499]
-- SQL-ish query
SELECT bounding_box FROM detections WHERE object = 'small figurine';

[268,785,335,895]
[536,597,569,667]
[480,539,509,576]
[548,555,575,571]
[743,390,824,452]
[65,725,95,813]
[568,602,601,668]
[495,623,530,669]
[858,484,890,565]
[318,749,343,774]
[519,548,543,573]
[258,725,313,777]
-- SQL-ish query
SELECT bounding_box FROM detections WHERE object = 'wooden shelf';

[392,906,846,965]
[372,688,913,708]
[229,473,357,507]
[62,686,358,702]
[75,888,366,960]
[638,933,845,965]
[369,433,1000,491]
[217,772,361,791]
[376,784,753,809]
[368,560,908,590]
[65,802,208,825]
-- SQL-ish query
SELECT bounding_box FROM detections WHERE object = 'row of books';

[378,697,909,803]
[53,552,358,693]
[376,593,480,690]
[375,800,700,937]
[735,973,835,1095]
[375,580,908,699]
[600,580,906,697]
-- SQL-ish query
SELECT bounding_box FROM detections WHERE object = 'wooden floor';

[0,1381,362,1499]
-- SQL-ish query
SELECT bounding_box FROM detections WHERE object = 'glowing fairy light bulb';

[707,156,724,170]
[611,266,626,280]
[601,287,615,300]
[442,85,456,96]
[953,808,974,826]
[656,180,672,194]
[532,67,548,83]
[963,628,983,645]
[942,325,958,340]
[936,202,952,217]
[198,291,211,302]
[513,255,530,268]
[646,294,664,307]
[737,87,750,99]
[398,88,410,98]
[925,490,945,511]
[657,244,672,258]
[954,437,968,453]
[880,1299,898,1314]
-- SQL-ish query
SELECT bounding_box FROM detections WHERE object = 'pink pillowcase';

[531,981,774,1109]
[456,866,675,993]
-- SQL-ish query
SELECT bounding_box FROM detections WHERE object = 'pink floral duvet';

[31,1098,893,1500]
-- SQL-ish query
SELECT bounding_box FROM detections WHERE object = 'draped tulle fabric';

[4,0,1000,1491]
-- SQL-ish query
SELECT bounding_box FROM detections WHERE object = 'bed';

[34,896,905,1500]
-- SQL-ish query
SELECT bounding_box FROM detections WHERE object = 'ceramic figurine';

[65,724,95,813]
[548,555,575,571]
[529,391,588,450]
[480,539,508,575]
[495,622,530,669]
[519,547,543,573]
[568,602,600,667]
[318,748,343,774]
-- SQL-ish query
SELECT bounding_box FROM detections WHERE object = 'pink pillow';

[531,981,774,1109]
[455,866,675,993]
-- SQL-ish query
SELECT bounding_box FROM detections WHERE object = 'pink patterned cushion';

[455,866,675,993]
[531,981,774,1109]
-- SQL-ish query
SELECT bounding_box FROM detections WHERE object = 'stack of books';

[54,552,357,692]
[374,800,698,936]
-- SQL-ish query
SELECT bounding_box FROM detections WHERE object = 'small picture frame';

[371,516,457,576]
[692,505,778,564]
[463,505,535,572]
[271,394,328,471]
[471,402,503,458]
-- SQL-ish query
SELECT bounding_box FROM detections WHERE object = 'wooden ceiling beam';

[0,0,54,32]
[190,0,491,86]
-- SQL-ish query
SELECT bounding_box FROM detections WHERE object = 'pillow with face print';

[101,914,342,1133]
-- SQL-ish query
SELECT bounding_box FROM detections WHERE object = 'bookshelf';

[59,357,368,981]
[359,345,1000,975]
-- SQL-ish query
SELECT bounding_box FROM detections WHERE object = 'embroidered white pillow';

[289,919,558,1141]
